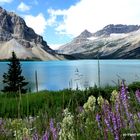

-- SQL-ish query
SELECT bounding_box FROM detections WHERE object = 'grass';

[0,82,140,139]
[0,86,116,118]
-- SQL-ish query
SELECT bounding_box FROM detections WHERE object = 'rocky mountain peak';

[70,29,92,44]
[0,7,50,50]
[93,24,140,37]
[58,24,140,59]
[0,7,68,60]
[77,29,92,38]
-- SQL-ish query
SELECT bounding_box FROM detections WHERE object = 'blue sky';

[0,0,140,49]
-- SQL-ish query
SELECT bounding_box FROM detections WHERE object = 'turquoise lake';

[0,60,140,91]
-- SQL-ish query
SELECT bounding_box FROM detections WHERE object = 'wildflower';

[135,89,140,103]
[96,113,101,129]
[32,130,39,140]
[120,82,130,118]
[110,90,118,102]
[85,117,94,128]
[97,96,104,106]
[83,95,96,112]
[50,119,58,140]
[96,113,101,122]
[42,131,49,140]
[63,108,71,116]
[50,119,54,132]
[102,101,111,123]
[111,112,119,140]
[119,82,135,129]
[115,101,122,129]
[104,118,113,132]
[104,99,109,105]
[23,127,29,136]
[59,108,74,140]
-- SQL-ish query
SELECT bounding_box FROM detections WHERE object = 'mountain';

[58,24,140,59]
[0,7,67,60]
[59,30,92,54]
[93,24,140,37]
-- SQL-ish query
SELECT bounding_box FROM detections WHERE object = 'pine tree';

[3,52,28,93]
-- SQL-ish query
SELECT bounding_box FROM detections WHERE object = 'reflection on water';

[0,60,140,91]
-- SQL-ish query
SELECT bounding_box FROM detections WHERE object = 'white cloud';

[47,0,140,37]
[0,0,12,3]
[24,13,47,35]
[17,2,31,12]
[47,8,67,26]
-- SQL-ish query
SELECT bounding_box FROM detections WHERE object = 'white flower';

[83,95,96,112]
[110,90,118,102]
[59,108,75,140]
[97,96,104,106]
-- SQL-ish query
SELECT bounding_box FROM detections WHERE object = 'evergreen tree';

[2,52,28,93]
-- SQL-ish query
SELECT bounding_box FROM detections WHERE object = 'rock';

[93,24,140,37]
[0,7,66,60]
[77,29,92,38]
[58,24,140,59]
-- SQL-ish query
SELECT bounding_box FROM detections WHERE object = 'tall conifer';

[3,52,28,93]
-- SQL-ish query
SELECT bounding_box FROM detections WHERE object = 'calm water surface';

[0,60,140,91]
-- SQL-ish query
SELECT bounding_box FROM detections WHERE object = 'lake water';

[0,60,140,91]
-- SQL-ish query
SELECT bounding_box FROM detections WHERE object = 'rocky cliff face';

[59,30,92,54]
[58,24,140,59]
[0,7,64,60]
[93,24,140,37]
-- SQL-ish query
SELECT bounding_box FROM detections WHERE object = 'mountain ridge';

[0,7,69,60]
[93,24,140,37]
[58,24,140,59]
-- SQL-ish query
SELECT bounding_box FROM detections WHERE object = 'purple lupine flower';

[32,130,39,140]
[135,90,140,103]
[102,101,110,118]
[104,118,113,132]
[96,113,101,129]
[52,128,57,140]
[103,101,112,128]
[120,82,130,119]
[120,83,128,109]
[130,113,135,128]
[50,119,54,132]
[116,114,121,130]
[96,113,101,122]
[115,101,122,129]
[111,112,119,140]
[42,131,49,140]
[111,113,117,131]
[120,82,135,130]
[49,119,58,140]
